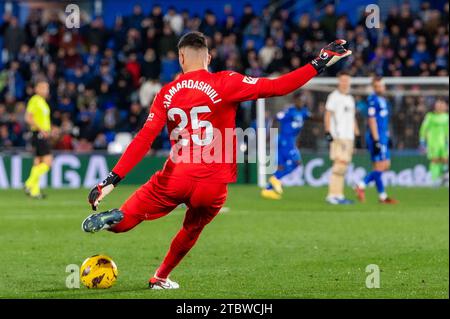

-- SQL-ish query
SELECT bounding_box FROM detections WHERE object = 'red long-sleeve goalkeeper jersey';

[113,63,317,183]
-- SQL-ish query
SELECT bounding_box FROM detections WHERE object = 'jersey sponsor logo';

[380,109,388,117]
[291,119,304,129]
[147,112,155,121]
[242,76,258,85]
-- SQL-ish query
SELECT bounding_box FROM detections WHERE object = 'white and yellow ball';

[80,255,118,289]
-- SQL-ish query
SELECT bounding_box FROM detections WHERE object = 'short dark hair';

[435,97,448,104]
[337,70,350,77]
[177,31,208,50]
[372,75,383,83]
[34,76,48,87]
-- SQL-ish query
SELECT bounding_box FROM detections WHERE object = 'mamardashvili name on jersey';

[163,80,222,108]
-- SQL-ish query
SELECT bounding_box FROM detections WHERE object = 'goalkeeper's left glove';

[310,40,352,74]
[88,171,122,210]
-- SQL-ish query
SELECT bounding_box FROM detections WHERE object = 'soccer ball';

[80,255,118,289]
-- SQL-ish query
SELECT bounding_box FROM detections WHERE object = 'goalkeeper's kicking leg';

[81,173,227,289]
[82,175,177,234]
[151,201,223,289]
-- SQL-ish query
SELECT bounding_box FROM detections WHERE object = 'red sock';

[156,227,201,279]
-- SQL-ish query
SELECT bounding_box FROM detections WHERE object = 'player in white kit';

[324,71,360,204]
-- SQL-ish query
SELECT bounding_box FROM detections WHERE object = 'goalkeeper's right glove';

[310,40,352,74]
[88,171,122,210]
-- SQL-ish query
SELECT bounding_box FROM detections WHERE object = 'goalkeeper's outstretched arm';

[222,40,352,102]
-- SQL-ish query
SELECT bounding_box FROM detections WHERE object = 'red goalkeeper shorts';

[111,171,228,233]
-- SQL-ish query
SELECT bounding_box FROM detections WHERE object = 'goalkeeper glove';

[310,40,352,73]
[325,132,334,142]
[88,171,122,210]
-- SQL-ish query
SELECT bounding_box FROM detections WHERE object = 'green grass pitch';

[0,185,448,299]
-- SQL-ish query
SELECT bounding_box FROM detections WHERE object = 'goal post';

[256,98,267,187]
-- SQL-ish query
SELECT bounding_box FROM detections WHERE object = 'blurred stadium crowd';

[0,1,448,152]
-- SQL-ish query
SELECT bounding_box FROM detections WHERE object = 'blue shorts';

[366,138,390,162]
[278,146,301,168]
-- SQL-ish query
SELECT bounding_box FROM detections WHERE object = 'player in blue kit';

[354,77,398,204]
[262,92,312,200]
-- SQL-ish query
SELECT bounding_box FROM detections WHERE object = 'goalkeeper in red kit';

[81,32,351,289]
